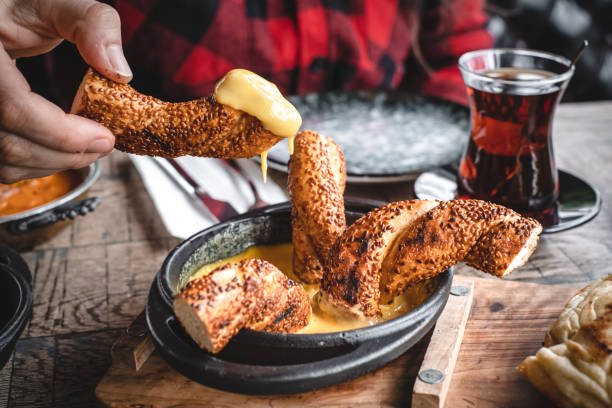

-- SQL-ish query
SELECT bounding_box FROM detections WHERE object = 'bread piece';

[291,211,327,284]
[319,200,440,319]
[518,275,612,408]
[173,259,311,353]
[72,69,283,158]
[264,282,311,332]
[247,259,311,332]
[320,199,541,318]
[380,199,542,303]
[173,262,258,353]
[288,130,346,283]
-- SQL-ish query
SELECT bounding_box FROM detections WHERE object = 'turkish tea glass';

[457,49,575,226]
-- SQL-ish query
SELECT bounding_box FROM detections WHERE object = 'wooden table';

[1,101,611,407]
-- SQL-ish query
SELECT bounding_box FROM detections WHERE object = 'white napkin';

[129,155,288,239]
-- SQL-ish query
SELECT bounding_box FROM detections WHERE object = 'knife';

[220,160,269,210]
[152,158,239,222]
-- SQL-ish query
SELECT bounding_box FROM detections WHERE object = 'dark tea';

[457,67,562,226]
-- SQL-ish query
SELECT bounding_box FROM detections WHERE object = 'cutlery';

[221,160,269,211]
[152,158,239,222]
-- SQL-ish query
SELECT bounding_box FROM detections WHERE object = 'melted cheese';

[260,150,268,184]
[214,69,301,182]
[288,134,295,155]
[214,69,302,139]
[189,243,434,334]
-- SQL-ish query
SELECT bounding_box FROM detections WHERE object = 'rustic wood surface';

[95,277,574,408]
[1,101,611,407]
[96,277,474,408]
[412,279,474,408]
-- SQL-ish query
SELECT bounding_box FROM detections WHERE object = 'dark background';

[486,0,612,101]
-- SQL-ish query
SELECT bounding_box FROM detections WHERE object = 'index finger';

[0,46,114,154]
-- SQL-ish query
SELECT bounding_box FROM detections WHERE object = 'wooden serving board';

[96,276,576,407]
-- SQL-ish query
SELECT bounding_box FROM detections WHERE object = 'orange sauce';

[0,171,83,216]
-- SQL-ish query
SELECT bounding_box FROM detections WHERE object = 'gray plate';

[414,168,602,233]
[262,91,469,183]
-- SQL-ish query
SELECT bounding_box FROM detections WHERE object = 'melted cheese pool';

[189,243,434,334]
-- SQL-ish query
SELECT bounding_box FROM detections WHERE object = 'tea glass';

[457,49,575,226]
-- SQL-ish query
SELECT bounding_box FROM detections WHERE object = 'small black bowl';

[147,198,452,394]
[0,243,33,369]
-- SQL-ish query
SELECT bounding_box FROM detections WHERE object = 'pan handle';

[6,197,102,235]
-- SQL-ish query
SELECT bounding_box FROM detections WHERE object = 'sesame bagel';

[318,200,440,319]
[379,200,542,303]
[288,130,346,283]
[173,259,310,354]
[72,69,283,158]
[319,199,542,319]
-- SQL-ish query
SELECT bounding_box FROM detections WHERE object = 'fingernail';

[106,45,132,79]
[88,138,114,153]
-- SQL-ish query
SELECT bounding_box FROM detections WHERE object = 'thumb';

[46,0,132,83]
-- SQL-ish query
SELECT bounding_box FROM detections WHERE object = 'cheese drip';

[214,69,301,139]
[260,150,268,183]
[214,69,301,181]
[189,243,435,334]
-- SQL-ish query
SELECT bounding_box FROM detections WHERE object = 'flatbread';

[518,275,612,408]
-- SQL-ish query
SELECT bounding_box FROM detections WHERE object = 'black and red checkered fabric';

[48,0,491,107]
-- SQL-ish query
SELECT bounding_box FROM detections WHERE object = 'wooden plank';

[95,277,579,408]
[71,155,131,247]
[444,278,576,408]
[27,245,109,337]
[8,337,55,408]
[106,238,178,330]
[53,330,120,408]
[31,220,73,250]
[412,278,474,408]
[24,237,178,339]
[96,341,429,407]
[111,312,155,371]
[25,248,68,337]
[0,354,13,408]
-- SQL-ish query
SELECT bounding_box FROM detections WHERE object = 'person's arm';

[411,0,492,105]
[0,0,131,183]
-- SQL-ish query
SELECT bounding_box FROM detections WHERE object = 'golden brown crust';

[463,215,541,277]
[72,69,283,158]
[173,262,256,353]
[518,275,612,408]
[320,200,440,318]
[291,210,326,283]
[264,282,311,332]
[288,130,346,283]
[245,259,292,331]
[320,199,541,318]
[379,200,542,303]
[173,259,311,353]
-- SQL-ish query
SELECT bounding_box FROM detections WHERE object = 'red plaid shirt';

[48,0,491,107]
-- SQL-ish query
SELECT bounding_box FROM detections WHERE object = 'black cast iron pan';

[147,197,452,394]
[0,243,33,370]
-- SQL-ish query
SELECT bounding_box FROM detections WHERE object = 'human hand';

[0,0,132,183]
